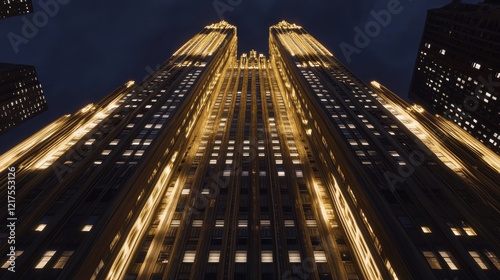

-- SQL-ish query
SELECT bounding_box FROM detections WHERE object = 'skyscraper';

[0,63,47,135]
[1,21,499,280]
[408,0,500,154]
[0,0,33,19]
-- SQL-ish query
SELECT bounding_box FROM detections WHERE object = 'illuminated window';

[356,151,366,157]
[81,225,93,232]
[238,220,248,228]
[192,220,203,227]
[208,251,220,263]
[183,251,196,263]
[450,227,461,236]
[288,251,301,263]
[261,220,271,227]
[439,251,458,270]
[53,251,74,269]
[439,49,446,55]
[215,220,224,227]
[472,62,481,70]
[485,250,500,270]
[469,251,488,269]
[2,251,23,268]
[35,224,47,232]
[235,251,247,263]
[422,251,442,269]
[306,220,317,227]
[313,251,327,263]
[35,251,56,269]
[463,226,477,236]
[421,226,432,233]
[262,251,273,263]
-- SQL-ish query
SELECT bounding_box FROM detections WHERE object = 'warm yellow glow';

[35,224,47,232]
[371,81,500,177]
[80,103,95,113]
[81,225,93,232]
[173,22,235,58]
[328,176,386,280]
[421,226,432,233]
[412,104,425,113]
[125,80,135,88]
[0,115,70,171]
[371,81,381,89]
[463,227,477,236]
[35,251,56,269]
[107,163,178,279]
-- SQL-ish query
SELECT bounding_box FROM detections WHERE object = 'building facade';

[408,0,500,154]
[0,63,47,135]
[0,0,33,19]
[0,21,499,280]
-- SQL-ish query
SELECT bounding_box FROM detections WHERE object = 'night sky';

[0,0,479,153]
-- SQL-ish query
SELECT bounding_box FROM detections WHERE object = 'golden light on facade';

[370,80,500,175]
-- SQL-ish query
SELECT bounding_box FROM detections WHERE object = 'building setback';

[0,21,499,280]
[0,63,47,135]
[408,0,500,154]
[0,0,33,19]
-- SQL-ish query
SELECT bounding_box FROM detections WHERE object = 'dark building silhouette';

[0,0,33,19]
[0,63,47,135]
[408,0,500,154]
[0,21,499,280]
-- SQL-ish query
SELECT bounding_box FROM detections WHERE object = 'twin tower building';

[0,21,499,280]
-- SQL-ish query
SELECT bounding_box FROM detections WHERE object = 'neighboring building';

[0,21,499,280]
[0,0,33,19]
[0,63,47,135]
[408,0,500,154]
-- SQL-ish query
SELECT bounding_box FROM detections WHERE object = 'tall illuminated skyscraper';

[0,0,33,19]
[0,63,47,135]
[408,0,500,154]
[1,21,499,280]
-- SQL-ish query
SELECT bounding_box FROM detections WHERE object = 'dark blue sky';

[0,0,479,152]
